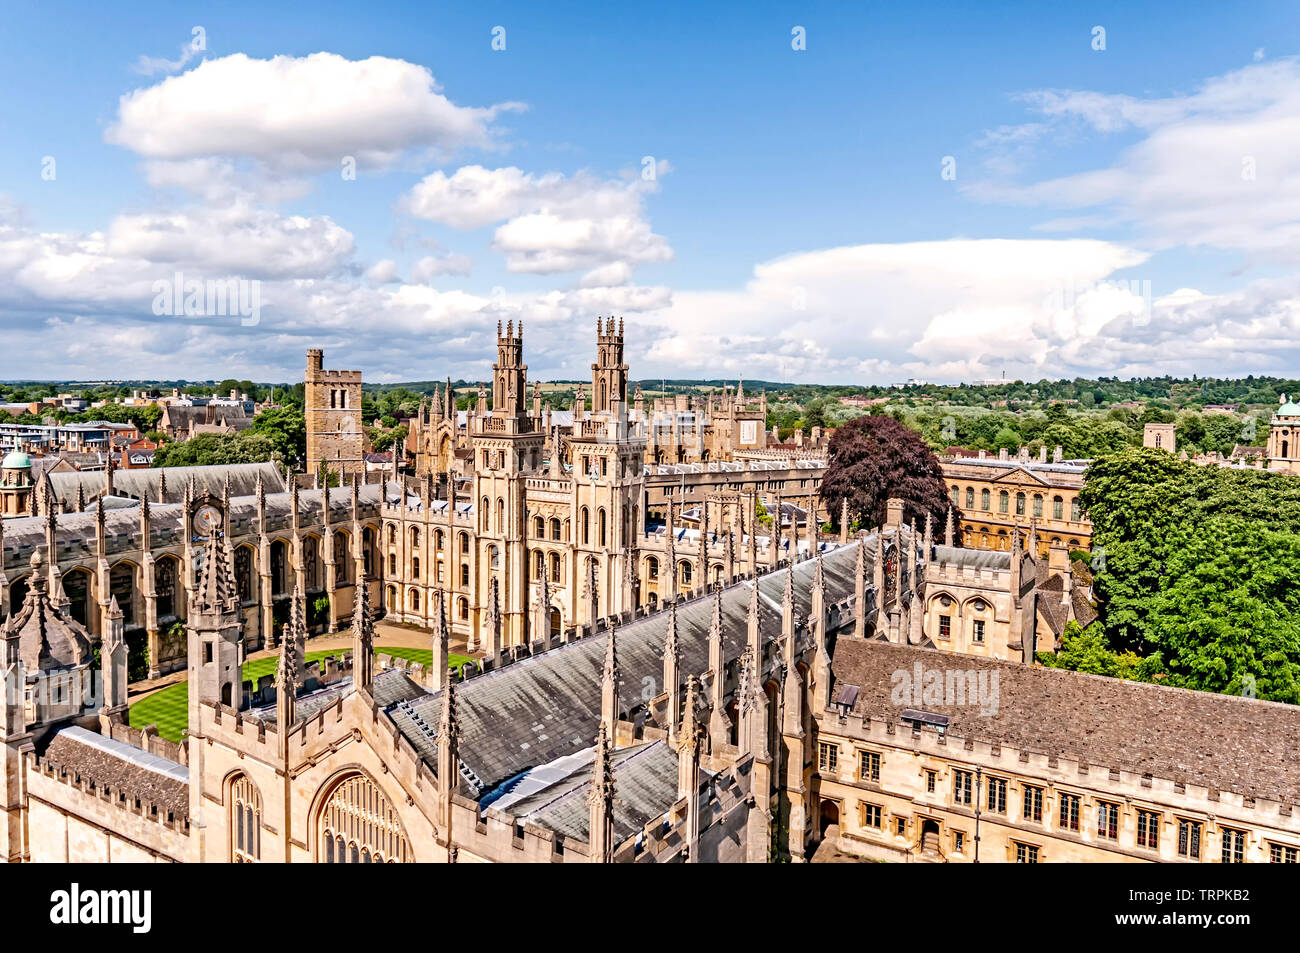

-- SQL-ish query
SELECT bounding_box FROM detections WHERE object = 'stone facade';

[942,453,1091,556]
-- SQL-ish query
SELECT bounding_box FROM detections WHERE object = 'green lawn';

[129,646,472,743]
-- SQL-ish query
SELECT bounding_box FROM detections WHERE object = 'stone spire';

[583,558,599,629]
[195,528,236,614]
[483,576,502,664]
[707,587,731,751]
[678,674,702,862]
[436,671,460,845]
[854,536,867,638]
[662,599,680,744]
[587,722,616,863]
[431,591,450,691]
[276,587,305,735]
[351,569,374,694]
[944,506,954,547]
[601,624,620,733]
[924,511,934,557]
[99,595,128,720]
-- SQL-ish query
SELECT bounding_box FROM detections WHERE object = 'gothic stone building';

[383,320,829,652]
[3,501,1299,864]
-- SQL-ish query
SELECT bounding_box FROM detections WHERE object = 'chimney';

[999,448,1008,461]
[1039,446,1048,463]
[886,498,905,530]
[1053,445,1063,463]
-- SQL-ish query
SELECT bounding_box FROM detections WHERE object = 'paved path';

[127,620,471,703]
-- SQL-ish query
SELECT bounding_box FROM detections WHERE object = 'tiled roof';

[42,725,189,820]
[830,639,1300,804]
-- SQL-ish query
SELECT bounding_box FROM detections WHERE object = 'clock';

[193,503,223,537]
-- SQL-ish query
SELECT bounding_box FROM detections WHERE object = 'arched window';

[389,553,397,575]
[481,498,489,531]
[230,775,261,862]
[411,556,420,580]
[1015,492,1026,516]
[998,490,1009,514]
[387,524,396,545]
[460,563,470,587]
[533,551,544,579]
[363,527,374,576]
[460,532,470,554]
[1052,496,1064,520]
[550,552,561,582]
[680,561,693,588]
[435,529,445,550]
[107,564,134,625]
[497,497,504,533]
[646,556,659,580]
[980,488,990,511]
[409,589,421,612]
[303,536,320,591]
[317,772,411,863]
[598,508,608,547]
[950,485,959,507]
[155,557,178,619]
[1070,498,1082,522]
[1033,494,1043,518]
[534,516,544,537]
[550,517,561,541]
[965,487,974,508]
[458,597,469,620]
[490,545,501,569]
[409,527,420,549]
[581,507,590,545]
[235,547,255,604]
[335,534,350,585]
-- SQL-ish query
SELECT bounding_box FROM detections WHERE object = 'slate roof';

[3,481,385,567]
[46,461,285,508]
[829,639,1300,805]
[42,725,189,820]
[501,740,681,842]
[386,535,882,795]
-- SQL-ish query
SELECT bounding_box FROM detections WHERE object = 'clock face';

[193,504,222,536]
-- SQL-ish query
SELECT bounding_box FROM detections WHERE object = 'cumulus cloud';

[105,202,354,279]
[107,53,522,171]
[400,164,672,277]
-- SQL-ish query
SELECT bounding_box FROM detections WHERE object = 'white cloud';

[400,164,672,277]
[105,201,354,279]
[365,259,399,284]
[411,253,473,281]
[969,58,1300,261]
[107,53,522,170]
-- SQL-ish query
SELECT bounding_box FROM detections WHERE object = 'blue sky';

[2,0,1299,384]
